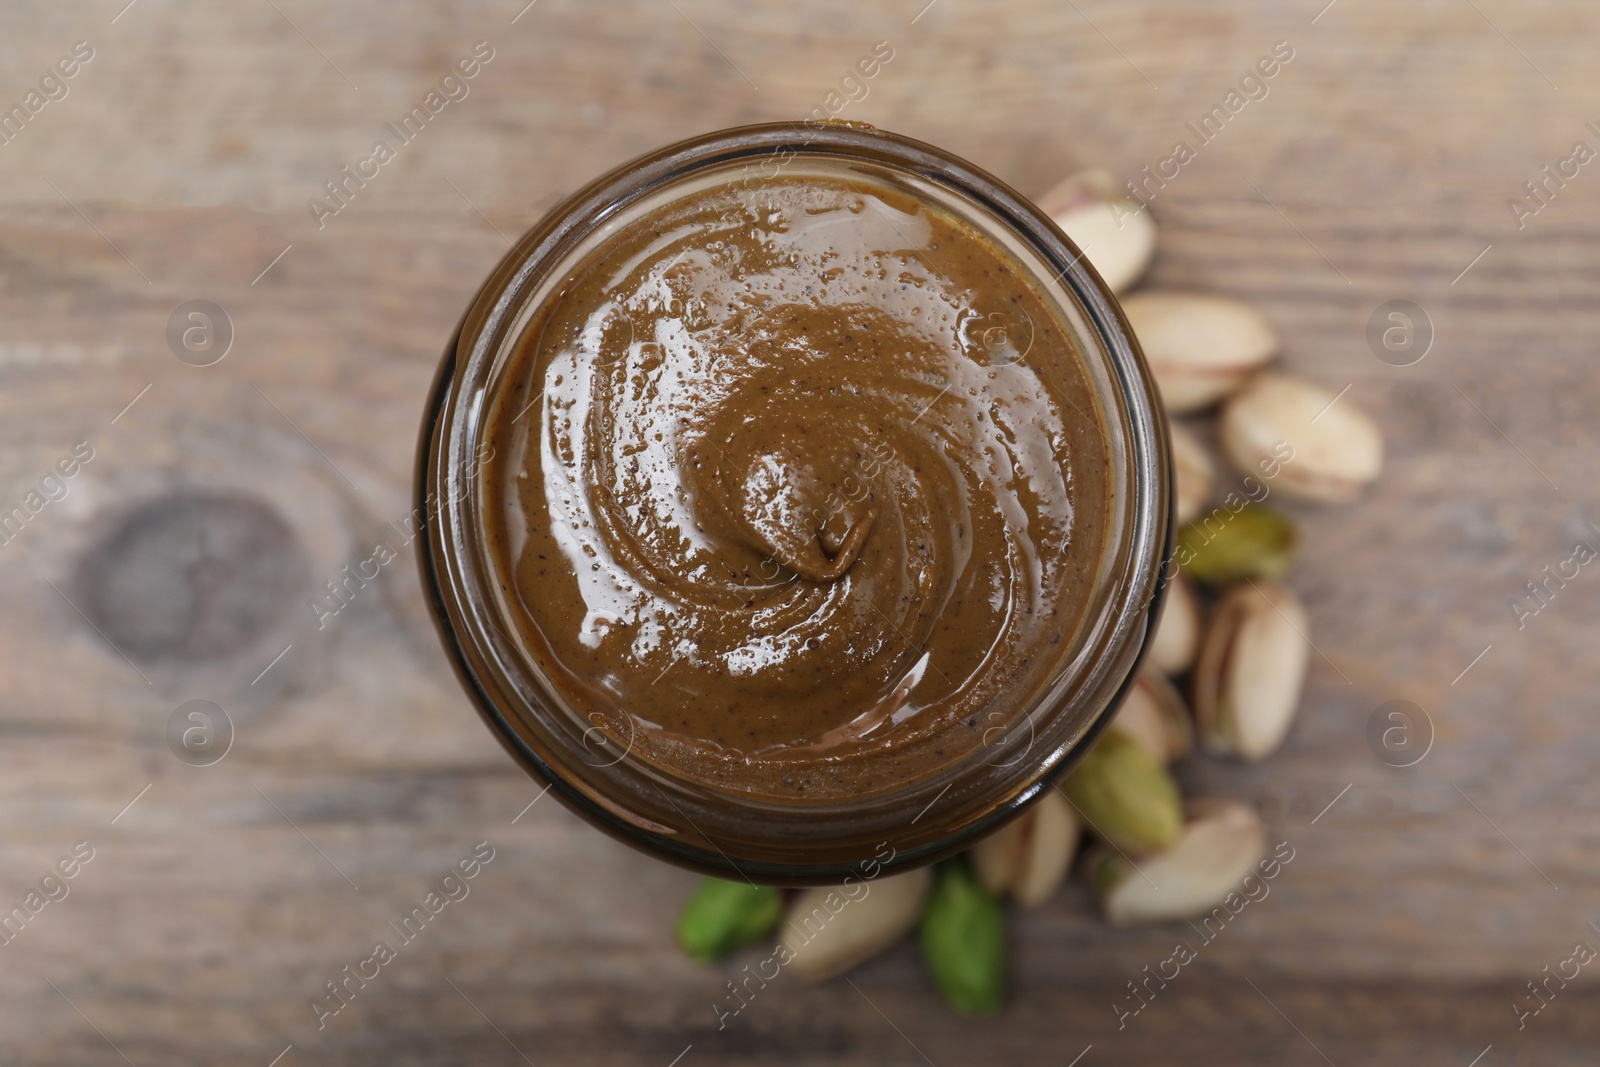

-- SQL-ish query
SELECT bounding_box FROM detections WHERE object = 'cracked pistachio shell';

[971,789,1080,909]
[1038,169,1158,294]
[1191,581,1311,761]
[1124,292,1279,413]
[779,868,930,982]
[1220,373,1384,504]
[1093,799,1267,925]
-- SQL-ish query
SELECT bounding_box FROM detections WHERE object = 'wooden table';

[3,1,1598,1063]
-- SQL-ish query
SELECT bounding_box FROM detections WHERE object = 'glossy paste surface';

[486,167,1109,801]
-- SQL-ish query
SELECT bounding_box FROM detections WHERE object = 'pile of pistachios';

[673,169,1385,1014]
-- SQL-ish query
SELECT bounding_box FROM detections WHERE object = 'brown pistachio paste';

[486,168,1109,801]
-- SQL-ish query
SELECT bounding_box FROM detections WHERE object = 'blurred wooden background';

[3,1,1600,1063]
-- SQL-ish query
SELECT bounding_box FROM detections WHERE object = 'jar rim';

[417,121,1171,884]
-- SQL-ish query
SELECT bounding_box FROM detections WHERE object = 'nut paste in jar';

[484,167,1111,803]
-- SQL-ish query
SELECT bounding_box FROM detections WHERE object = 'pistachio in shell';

[778,868,931,981]
[1147,573,1201,676]
[1123,292,1279,413]
[1220,372,1384,504]
[1092,798,1268,925]
[1169,419,1215,527]
[1110,670,1195,765]
[971,788,1080,909]
[1037,169,1157,294]
[1191,580,1311,761]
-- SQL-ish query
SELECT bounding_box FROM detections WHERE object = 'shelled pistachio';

[1176,504,1297,585]
[677,879,782,962]
[1060,730,1183,853]
[920,860,1007,1015]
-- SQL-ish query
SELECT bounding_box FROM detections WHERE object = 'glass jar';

[417,122,1169,884]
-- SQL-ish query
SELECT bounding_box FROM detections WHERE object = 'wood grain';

[3,0,1600,1063]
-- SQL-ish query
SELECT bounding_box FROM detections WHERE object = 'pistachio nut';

[1111,670,1194,765]
[1191,581,1311,761]
[1038,169,1157,295]
[1123,292,1279,413]
[1146,573,1200,676]
[1169,419,1214,526]
[920,860,1007,1015]
[677,878,782,962]
[1176,503,1297,585]
[1220,372,1384,504]
[1093,798,1267,925]
[1060,730,1183,854]
[779,867,931,981]
[971,788,1080,908]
